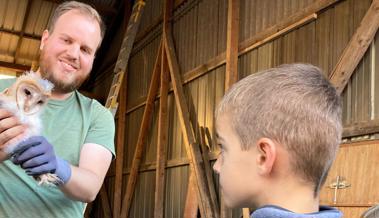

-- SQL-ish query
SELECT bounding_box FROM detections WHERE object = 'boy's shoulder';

[250,205,343,218]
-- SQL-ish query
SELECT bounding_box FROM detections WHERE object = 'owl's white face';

[16,82,50,115]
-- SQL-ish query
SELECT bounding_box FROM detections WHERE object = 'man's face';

[213,113,260,208]
[39,10,102,94]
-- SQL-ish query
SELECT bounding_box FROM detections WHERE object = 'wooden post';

[154,46,169,218]
[120,41,162,218]
[223,0,240,217]
[200,127,220,215]
[225,0,240,90]
[164,31,217,218]
[184,172,201,218]
[113,70,128,218]
[100,185,112,218]
[329,0,379,94]
[153,1,171,217]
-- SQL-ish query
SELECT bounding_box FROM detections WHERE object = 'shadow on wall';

[361,205,379,218]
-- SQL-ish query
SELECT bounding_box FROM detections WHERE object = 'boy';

[213,63,343,217]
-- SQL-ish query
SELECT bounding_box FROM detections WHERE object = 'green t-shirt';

[0,79,115,218]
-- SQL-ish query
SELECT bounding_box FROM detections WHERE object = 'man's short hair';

[47,1,106,42]
[216,63,342,193]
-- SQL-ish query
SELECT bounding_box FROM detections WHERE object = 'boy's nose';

[213,158,220,174]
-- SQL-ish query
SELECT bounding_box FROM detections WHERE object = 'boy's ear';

[255,138,277,175]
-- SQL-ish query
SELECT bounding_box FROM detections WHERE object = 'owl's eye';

[24,89,31,96]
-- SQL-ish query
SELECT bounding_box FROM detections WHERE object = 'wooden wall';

[90,0,379,217]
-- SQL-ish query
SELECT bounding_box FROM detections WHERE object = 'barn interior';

[0,0,378,217]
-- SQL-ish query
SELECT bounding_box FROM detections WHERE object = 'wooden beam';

[0,61,30,72]
[126,0,338,116]
[112,71,128,218]
[111,2,132,218]
[200,127,219,216]
[154,0,171,216]
[342,120,379,138]
[238,13,317,55]
[100,185,111,218]
[224,0,240,216]
[14,0,34,62]
[184,172,200,218]
[164,30,217,218]
[0,27,41,40]
[329,0,379,94]
[154,48,168,218]
[225,0,240,90]
[120,41,162,218]
[237,0,340,55]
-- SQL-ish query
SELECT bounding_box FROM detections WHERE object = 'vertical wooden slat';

[154,1,170,217]
[183,172,199,218]
[223,0,240,217]
[113,69,128,218]
[164,30,217,218]
[154,30,169,218]
[225,0,240,90]
[100,185,111,218]
[120,41,162,218]
[200,127,220,215]
[329,0,379,94]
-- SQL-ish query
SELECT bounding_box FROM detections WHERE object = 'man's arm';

[59,143,112,202]
[12,139,113,202]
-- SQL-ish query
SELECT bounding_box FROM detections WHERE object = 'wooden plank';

[164,31,217,218]
[200,127,220,215]
[225,0,243,216]
[242,208,250,218]
[14,0,33,62]
[342,119,379,138]
[225,0,240,90]
[154,1,170,217]
[154,0,172,212]
[0,61,30,72]
[154,48,168,218]
[100,185,111,218]
[238,0,341,55]
[329,0,379,94]
[113,71,128,218]
[184,172,200,218]
[120,41,162,218]
[239,13,317,56]
[0,26,41,40]
[320,143,379,205]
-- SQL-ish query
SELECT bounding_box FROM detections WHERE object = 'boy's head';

[213,63,342,208]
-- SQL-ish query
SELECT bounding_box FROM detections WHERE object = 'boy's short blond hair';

[216,63,342,193]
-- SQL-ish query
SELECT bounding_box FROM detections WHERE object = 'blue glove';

[11,136,72,184]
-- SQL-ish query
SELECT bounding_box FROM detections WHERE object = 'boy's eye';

[217,144,225,156]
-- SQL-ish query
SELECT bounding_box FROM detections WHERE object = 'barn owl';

[0,71,56,185]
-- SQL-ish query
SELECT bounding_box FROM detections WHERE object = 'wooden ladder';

[84,1,146,218]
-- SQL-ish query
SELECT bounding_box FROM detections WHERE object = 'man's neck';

[51,91,73,100]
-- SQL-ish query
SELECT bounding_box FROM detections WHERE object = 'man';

[0,1,115,217]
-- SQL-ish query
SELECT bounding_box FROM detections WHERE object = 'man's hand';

[12,136,72,184]
[0,108,26,148]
